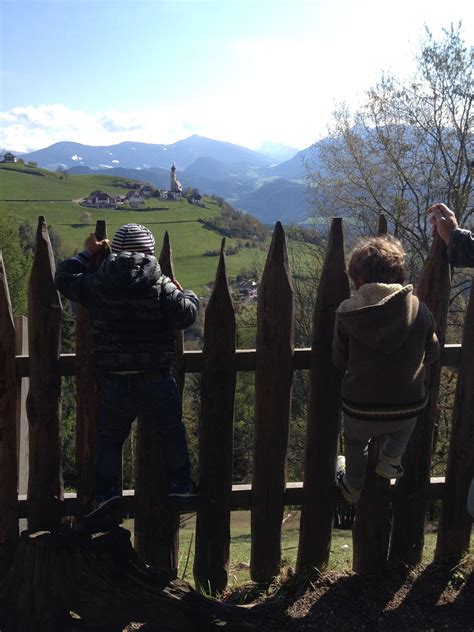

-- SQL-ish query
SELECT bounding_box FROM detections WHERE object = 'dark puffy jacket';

[55,251,199,371]
[449,229,474,268]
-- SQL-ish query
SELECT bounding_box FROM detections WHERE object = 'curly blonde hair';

[348,235,406,285]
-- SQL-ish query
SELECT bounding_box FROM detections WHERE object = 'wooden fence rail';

[14,344,462,377]
[0,215,472,592]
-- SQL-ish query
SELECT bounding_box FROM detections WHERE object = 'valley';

[0,162,272,295]
[12,134,314,224]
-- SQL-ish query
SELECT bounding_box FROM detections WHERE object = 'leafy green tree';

[0,213,31,315]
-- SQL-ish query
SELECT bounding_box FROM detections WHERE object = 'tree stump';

[0,527,257,632]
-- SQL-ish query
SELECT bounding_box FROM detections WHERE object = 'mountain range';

[19,135,316,224]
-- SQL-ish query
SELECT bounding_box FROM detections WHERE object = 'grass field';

[123,511,474,590]
[0,164,270,293]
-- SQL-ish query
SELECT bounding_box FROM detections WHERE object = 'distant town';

[82,164,204,209]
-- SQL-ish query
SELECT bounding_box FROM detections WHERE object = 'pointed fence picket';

[134,231,182,574]
[0,252,18,578]
[160,230,186,394]
[194,239,236,595]
[75,220,108,512]
[296,218,350,575]
[250,222,294,583]
[390,233,451,565]
[352,215,392,573]
[435,277,474,560]
[26,217,63,532]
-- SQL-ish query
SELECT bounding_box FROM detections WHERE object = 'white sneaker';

[375,451,404,480]
[336,455,346,480]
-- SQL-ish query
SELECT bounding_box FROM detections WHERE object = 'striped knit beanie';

[111,223,155,255]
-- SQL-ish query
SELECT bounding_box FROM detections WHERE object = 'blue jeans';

[93,371,191,499]
[344,415,417,489]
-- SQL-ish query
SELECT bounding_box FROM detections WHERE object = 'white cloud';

[0,104,201,152]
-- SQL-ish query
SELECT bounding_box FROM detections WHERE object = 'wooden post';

[160,230,185,392]
[14,316,29,497]
[26,216,63,532]
[75,220,108,512]
[352,441,391,573]
[250,221,294,583]
[377,213,388,235]
[389,234,450,565]
[296,218,350,576]
[0,253,18,577]
[135,230,181,574]
[352,215,391,573]
[194,240,236,595]
[435,277,474,560]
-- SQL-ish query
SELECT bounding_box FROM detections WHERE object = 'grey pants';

[344,415,417,489]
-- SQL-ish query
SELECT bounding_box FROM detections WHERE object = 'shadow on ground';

[248,559,474,631]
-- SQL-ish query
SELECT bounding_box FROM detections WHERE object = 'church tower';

[170,164,182,193]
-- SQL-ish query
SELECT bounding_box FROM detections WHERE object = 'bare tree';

[305,24,473,279]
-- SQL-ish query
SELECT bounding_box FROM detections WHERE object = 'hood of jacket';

[336,283,419,354]
[96,252,162,297]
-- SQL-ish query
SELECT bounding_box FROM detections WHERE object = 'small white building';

[2,152,16,163]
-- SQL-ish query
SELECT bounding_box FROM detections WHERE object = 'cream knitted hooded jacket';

[332,283,439,421]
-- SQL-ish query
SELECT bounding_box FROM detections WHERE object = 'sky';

[0,0,472,153]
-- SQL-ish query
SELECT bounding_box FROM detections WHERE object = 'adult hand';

[84,234,111,256]
[427,204,459,246]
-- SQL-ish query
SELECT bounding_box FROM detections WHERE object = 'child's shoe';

[336,455,346,479]
[336,456,362,503]
[83,495,122,530]
[168,480,199,502]
[375,451,404,480]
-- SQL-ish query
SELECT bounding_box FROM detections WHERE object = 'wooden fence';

[0,215,473,595]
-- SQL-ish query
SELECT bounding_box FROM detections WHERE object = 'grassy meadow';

[122,510,474,590]
[0,164,270,294]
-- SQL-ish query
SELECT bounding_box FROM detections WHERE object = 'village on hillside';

[81,164,204,209]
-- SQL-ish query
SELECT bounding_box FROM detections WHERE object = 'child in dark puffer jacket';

[55,223,199,526]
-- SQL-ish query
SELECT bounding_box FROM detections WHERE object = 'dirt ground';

[117,559,474,631]
[246,561,474,631]
[10,558,474,631]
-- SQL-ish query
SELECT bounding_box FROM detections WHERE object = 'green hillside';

[0,164,268,293]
